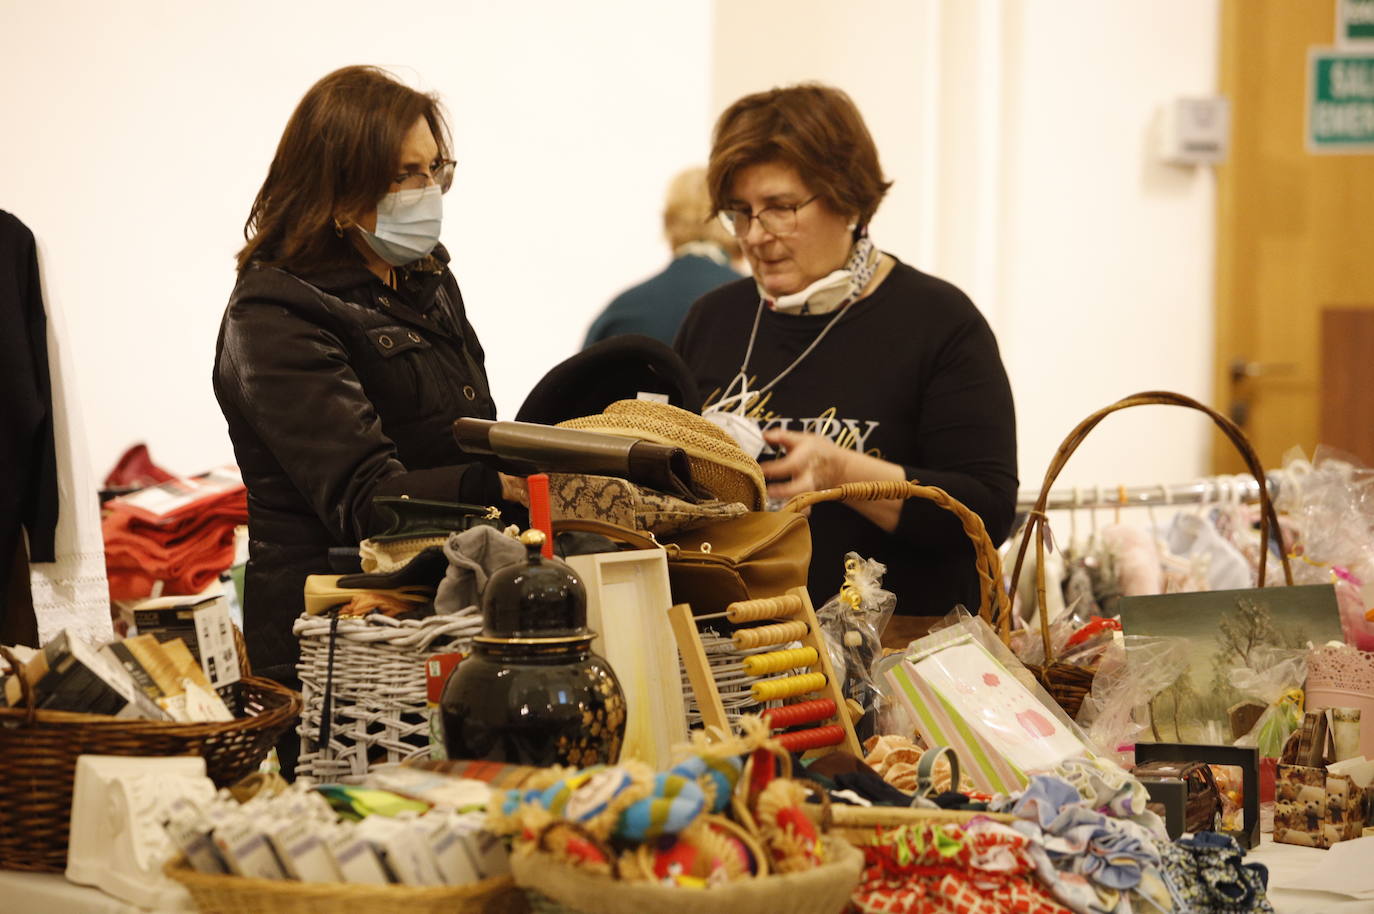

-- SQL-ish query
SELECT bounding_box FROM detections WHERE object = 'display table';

[0,836,1368,914]
[0,869,193,914]
[1245,835,1374,914]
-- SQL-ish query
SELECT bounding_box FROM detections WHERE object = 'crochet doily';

[1306,644,1374,692]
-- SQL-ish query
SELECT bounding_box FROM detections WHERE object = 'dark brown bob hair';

[236,65,451,274]
[708,84,891,235]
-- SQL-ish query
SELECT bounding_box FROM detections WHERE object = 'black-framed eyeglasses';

[393,158,457,194]
[715,194,819,238]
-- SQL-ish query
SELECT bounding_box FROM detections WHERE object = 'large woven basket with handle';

[782,479,1012,645]
[1008,390,1293,718]
[0,635,301,873]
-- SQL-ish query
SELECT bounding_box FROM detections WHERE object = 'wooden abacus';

[669,585,863,757]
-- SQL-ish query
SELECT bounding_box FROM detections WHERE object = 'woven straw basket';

[783,479,1013,644]
[1009,390,1292,718]
[0,643,300,873]
[511,836,863,914]
[165,859,526,914]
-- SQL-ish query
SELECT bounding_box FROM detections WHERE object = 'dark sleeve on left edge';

[894,310,1018,549]
[21,222,57,561]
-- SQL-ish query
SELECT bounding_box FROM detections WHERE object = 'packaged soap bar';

[324,827,392,885]
[355,815,444,885]
[269,818,341,883]
[163,798,228,874]
[213,815,288,880]
[424,815,482,885]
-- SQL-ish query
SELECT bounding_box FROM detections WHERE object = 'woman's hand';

[761,428,852,501]
[499,473,529,506]
[762,427,906,531]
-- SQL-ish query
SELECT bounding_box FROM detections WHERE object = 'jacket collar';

[298,243,451,297]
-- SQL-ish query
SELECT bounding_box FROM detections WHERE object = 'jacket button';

[378,334,394,349]
[378,295,391,308]
[407,331,422,343]
[463,385,476,401]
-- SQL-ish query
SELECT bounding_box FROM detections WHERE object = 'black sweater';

[674,257,1017,617]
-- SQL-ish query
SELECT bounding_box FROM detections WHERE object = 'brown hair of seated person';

[707,83,892,237]
[236,65,452,275]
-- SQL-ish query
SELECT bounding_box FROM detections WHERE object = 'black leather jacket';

[213,247,509,681]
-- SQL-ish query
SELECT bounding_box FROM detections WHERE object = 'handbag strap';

[550,517,666,552]
[1007,390,1293,667]
[913,745,961,801]
[781,480,1011,643]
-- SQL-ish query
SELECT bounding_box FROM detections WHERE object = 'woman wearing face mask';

[214,66,523,720]
[675,84,1017,643]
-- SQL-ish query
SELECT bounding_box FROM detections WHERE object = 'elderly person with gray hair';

[582,167,741,348]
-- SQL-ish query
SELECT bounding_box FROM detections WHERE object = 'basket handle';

[1008,390,1293,666]
[782,480,1011,643]
[0,645,37,726]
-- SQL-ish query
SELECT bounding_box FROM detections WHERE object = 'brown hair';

[236,65,451,274]
[707,84,891,235]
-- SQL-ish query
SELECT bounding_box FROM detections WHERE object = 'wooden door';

[1213,0,1374,473]
[1321,308,1374,464]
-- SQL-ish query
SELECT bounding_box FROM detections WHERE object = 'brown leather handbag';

[554,510,811,617]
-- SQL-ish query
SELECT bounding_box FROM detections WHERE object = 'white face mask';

[702,375,766,459]
[357,185,443,266]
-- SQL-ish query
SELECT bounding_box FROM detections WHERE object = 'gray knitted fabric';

[434,525,525,614]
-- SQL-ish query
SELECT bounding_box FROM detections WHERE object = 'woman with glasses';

[213,66,523,746]
[675,84,1017,644]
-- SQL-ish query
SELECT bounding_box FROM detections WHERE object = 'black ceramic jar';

[440,530,626,767]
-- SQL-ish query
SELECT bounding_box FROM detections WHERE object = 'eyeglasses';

[392,159,457,194]
[716,194,819,238]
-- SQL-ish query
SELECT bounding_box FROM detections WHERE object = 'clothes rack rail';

[1014,474,1281,513]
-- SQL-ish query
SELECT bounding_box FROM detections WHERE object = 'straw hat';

[557,400,767,510]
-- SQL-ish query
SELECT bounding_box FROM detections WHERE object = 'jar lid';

[480,530,589,638]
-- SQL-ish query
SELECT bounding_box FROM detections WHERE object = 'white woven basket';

[293,610,482,782]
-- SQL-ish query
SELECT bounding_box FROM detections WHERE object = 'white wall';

[3,0,1222,498]
[0,0,715,480]
[998,1,1221,494]
[712,0,1222,495]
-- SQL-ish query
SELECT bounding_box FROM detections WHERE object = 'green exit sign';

[1339,0,1374,44]
[1307,49,1374,152]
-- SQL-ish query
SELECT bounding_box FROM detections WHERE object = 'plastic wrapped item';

[1211,764,1245,832]
[875,609,1097,794]
[1008,599,1114,670]
[815,554,895,725]
[1074,635,1191,764]
[1275,446,1374,649]
[1232,647,1308,758]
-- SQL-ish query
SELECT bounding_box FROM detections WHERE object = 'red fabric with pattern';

[849,822,1073,914]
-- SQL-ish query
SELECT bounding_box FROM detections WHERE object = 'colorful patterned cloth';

[996,775,1174,914]
[1156,832,1274,914]
[851,820,1076,914]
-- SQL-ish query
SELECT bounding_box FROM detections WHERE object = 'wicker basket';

[512,836,863,914]
[1008,390,1293,718]
[0,643,301,873]
[294,610,481,782]
[783,480,1012,645]
[165,857,527,914]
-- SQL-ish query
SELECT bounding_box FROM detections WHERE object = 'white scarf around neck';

[760,236,879,315]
